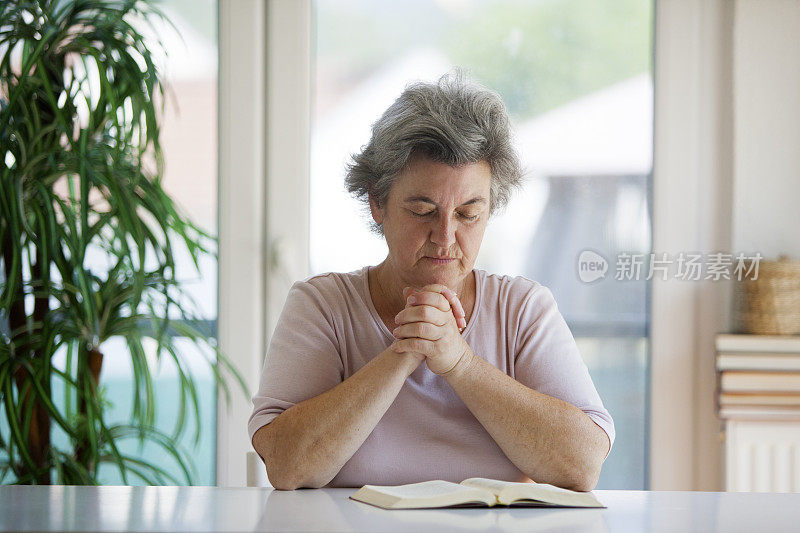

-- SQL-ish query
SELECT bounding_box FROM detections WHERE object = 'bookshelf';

[716,334,800,492]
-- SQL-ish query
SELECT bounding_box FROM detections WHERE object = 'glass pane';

[0,1,218,485]
[97,0,219,485]
[311,0,653,488]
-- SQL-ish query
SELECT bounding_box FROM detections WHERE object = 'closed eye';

[409,209,479,221]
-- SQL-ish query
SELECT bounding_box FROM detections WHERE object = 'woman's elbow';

[557,444,606,492]
[572,443,607,491]
[267,468,330,490]
[572,421,610,491]
[253,424,301,490]
[267,471,303,491]
[261,452,323,490]
[259,452,315,489]
[572,471,600,492]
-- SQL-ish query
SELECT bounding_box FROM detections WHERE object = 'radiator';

[725,420,800,492]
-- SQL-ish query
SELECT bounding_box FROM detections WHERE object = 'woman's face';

[370,155,492,291]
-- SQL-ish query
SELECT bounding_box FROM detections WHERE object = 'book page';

[460,477,516,496]
[350,480,496,509]
[460,478,604,508]
[369,480,469,499]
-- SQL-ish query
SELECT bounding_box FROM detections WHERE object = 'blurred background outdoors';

[309,0,654,489]
[76,0,220,485]
[83,0,653,488]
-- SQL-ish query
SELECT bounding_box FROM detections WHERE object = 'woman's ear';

[368,192,384,226]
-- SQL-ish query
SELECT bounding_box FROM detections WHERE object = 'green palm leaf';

[1,0,246,485]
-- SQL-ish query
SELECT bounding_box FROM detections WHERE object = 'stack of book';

[717,334,800,420]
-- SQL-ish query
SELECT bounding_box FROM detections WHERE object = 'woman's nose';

[430,215,456,248]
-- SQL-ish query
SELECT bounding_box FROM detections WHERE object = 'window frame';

[217,0,735,490]
[217,0,311,488]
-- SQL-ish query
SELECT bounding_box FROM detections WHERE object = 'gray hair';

[345,70,524,234]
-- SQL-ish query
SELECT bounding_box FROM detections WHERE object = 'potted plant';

[0,0,245,484]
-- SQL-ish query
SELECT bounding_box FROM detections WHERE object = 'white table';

[2,486,800,532]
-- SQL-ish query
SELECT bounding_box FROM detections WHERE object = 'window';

[310,0,653,488]
[96,0,220,485]
[0,0,220,486]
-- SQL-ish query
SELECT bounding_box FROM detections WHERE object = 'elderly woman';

[249,73,614,492]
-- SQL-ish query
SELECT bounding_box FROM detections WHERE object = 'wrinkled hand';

[391,284,469,375]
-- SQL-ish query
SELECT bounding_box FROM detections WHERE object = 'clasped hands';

[390,284,471,375]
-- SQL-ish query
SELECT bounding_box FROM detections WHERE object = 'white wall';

[733,0,800,258]
[651,0,734,491]
[651,0,800,492]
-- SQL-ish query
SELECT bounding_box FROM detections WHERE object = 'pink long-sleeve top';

[248,266,615,487]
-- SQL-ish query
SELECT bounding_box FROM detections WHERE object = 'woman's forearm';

[443,348,610,492]
[252,348,420,490]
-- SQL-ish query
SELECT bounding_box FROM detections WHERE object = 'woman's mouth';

[426,257,456,265]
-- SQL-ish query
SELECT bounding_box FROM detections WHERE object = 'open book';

[349,478,605,510]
